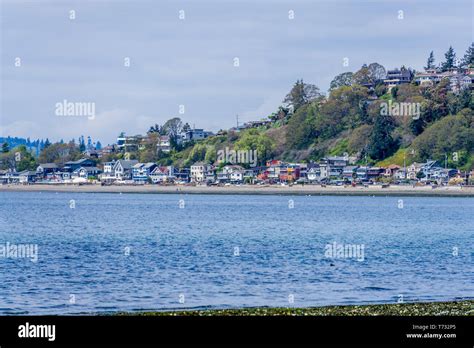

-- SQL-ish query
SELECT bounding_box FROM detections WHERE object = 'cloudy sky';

[1,0,472,144]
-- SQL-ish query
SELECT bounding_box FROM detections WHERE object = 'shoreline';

[1,183,474,196]
[113,300,474,316]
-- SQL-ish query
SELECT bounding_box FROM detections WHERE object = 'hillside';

[163,67,473,171]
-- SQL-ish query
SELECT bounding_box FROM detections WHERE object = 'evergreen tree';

[283,79,321,112]
[461,42,474,68]
[2,142,9,153]
[440,46,456,71]
[79,136,86,152]
[96,141,102,150]
[44,138,51,149]
[367,115,398,160]
[424,51,436,70]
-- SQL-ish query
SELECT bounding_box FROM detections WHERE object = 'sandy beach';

[1,183,474,196]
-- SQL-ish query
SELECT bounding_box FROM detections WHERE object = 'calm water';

[0,191,472,315]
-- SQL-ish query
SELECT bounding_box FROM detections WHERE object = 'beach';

[115,300,474,316]
[1,183,474,196]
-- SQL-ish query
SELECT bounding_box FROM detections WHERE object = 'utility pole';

[236,114,239,129]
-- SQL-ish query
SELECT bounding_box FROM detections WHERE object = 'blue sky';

[1,0,472,144]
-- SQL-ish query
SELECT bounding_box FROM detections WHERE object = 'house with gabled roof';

[113,160,138,181]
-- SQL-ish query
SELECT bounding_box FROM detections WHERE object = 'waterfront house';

[279,163,300,183]
[113,160,139,181]
[394,168,408,180]
[243,167,261,184]
[149,166,175,183]
[307,166,322,182]
[266,160,283,182]
[407,162,423,180]
[342,166,358,181]
[190,162,210,183]
[205,166,217,184]
[321,157,348,179]
[63,158,96,172]
[384,164,401,178]
[100,160,117,182]
[367,167,384,180]
[132,162,157,183]
[0,170,8,184]
[217,165,245,183]
[18,170,37,184]
[36,163,60,179]
[72,166,101,179]
[356,166,369,181]
[174,168,190,183]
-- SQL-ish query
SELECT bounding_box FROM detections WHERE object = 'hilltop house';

[384,67,413,87]
[157,136,171,153]
[183,129,214,143]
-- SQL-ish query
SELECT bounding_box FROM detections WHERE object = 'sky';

[0,0,473,144]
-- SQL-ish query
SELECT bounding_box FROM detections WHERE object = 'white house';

[190,162,209,183]
[113,160,138,181]
[157,136,171,153]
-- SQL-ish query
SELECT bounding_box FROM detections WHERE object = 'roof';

[75,166,101,173]
[191,161,208,167]
[19,170,37,176]
[115,160,139,169]
[38,163,58,169]
[65,158,94,165]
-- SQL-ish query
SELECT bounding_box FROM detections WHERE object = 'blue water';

[0,191,472,314]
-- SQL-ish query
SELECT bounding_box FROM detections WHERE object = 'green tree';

[329,72,353,90]
[235,129,275,164]
[440,46,456,71]
[424,51,436,70]
[283,79,321,112]
[461,42,474,68]
[162,117,183,145]
[2,142,9,153]
[367,114,398,160]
